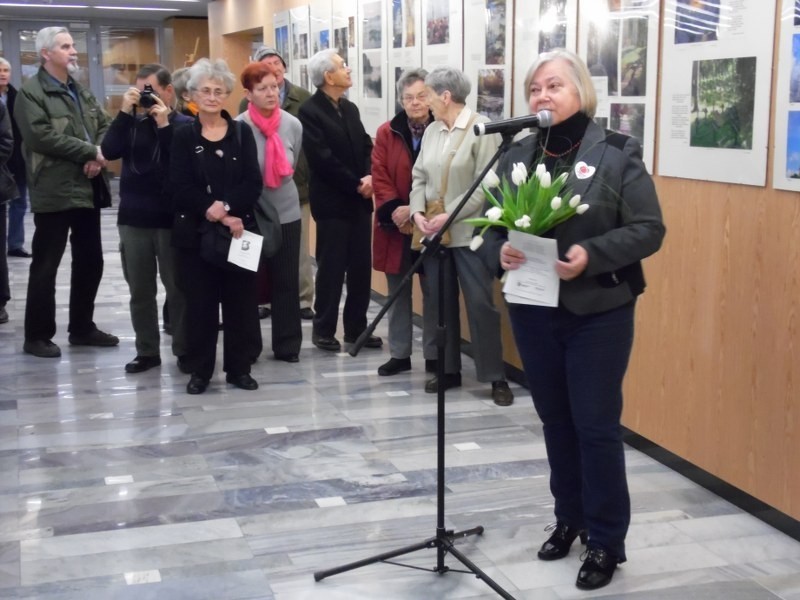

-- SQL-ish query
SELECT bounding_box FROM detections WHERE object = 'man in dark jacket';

[101,64,192,374]
[298,49,380,352]
[0,57,30,258]
[239,46,316,320]
[14,26,115,358]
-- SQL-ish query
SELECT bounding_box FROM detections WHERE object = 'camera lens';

[139,84,157,109]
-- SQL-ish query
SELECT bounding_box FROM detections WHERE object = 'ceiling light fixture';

[95,5,180,9]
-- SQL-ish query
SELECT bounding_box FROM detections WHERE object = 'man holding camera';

[100,64,192,373]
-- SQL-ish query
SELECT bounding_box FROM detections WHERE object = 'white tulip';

[485,206,503,222]
[514,215,532,229]
[569,194,581,208]
[538,170,552,188]
[550,196,562,211]
[469,235,485,251]
[535,163,547,178]
[553,172,569,187]
[511,162,528,186]
[576,203,590,214]
[483,169,501,189]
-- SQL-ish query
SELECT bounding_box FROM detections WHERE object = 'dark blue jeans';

[508,300,635,561]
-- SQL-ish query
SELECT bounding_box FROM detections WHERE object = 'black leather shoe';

[186,374,209,395]
[491,381,514,406]
[378,357,411,376]
[0,307,8,324]
[576,547,618,590]
[425,359,437,373]
[425,372,461,393]
[226,373,259,390]
[312,333,341,352]
[125,355,161,373]
[23,339,61,358]
[8,248,31,258]
[258,306,270,319]
[68,328,119,347]
[537,522,588,561]
[300,307,315,320]
[344,334,383,348]
[275,353,299,363]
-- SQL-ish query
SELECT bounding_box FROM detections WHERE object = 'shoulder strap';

[440,112,479,198]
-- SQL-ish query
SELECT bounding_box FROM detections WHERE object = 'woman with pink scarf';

[237,62,303,362]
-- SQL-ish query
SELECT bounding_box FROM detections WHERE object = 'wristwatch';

[222,202,231,212]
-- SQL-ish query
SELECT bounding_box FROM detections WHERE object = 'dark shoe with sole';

[312,333,341,352]
[258,306,270,319]
[491,380,514,406]
[125,355,161,373]
[378,357,411,376]
[537,522,588,561]
[8,248,31,258]
[344,334,383,348]
[0,307,8,324]
[425,372,461,393]
[300,307,314,320]
[186,374,209,395]
[425,359,437,373]
[23,339,61,358]
[576,547,619,590]
[68,328,119,347]
[226,373,259,390]
[275,353,299,363]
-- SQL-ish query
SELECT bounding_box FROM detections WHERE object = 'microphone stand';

[313,128,522,600]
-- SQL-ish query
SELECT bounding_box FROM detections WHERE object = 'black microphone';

[473,110,553,136]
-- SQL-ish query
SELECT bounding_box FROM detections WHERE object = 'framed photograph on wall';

[773,0,800,191]
[421,0,463,71]
[358,0,389,136]
[387,0,423,114]
[658,0,775,186]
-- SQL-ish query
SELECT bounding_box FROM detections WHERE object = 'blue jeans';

[7,181,27,252]
[508,300,635,561]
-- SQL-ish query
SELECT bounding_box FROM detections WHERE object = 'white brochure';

[502,230,559,307]
[227,230,263,272]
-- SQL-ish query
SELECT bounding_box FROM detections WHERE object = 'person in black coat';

[298,49,381,352]
[169,59,263,394]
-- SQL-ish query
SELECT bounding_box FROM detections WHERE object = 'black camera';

[138,84,158,109]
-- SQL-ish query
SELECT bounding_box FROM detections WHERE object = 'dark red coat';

[372,111,429,274]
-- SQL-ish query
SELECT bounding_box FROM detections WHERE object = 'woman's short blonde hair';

[523,48,597,118]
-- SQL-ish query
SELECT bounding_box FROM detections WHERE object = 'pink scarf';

[247,103,294,188]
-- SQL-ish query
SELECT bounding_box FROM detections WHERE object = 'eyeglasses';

[196,87,229,98]
[402,92,428,103]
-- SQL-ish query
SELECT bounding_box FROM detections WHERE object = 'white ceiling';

[0,0,212,22]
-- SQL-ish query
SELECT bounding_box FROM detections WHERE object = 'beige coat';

[409,106,499,247]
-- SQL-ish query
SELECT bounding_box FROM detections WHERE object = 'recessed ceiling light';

[0,3,88,6]
[95,6,181,10]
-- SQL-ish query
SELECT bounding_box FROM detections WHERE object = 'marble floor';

[1,209,800,600]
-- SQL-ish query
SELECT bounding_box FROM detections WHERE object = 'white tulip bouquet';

[466,162,589,251]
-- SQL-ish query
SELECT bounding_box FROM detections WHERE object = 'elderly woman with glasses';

[409,67,513,406]
[170,58,263,395]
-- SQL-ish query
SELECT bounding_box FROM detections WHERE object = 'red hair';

[240,62,280,91]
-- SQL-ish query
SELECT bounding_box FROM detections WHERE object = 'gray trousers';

[119,225,186,358]
[421,246,505,382]
[385,270,414,359]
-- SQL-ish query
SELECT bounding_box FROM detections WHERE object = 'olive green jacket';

[14,66,111,213]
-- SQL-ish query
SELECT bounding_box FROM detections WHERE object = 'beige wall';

[207,0,800,523]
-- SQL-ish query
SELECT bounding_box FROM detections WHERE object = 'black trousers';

[0,202,9,308]
[177,249,261,380]
[312,211,372,339]
[24,208,104,341]
[264,218,302,356]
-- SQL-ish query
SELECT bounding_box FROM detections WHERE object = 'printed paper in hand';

[502,230,559,307]
[227,230,263,272]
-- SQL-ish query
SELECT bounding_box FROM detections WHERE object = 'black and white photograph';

[363,51,383,98]
[363,1,382,50]
[334,26,349,65]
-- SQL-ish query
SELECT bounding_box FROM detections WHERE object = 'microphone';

[473,110,553,136]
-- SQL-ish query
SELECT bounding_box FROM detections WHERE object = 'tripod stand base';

[313,525,517,599]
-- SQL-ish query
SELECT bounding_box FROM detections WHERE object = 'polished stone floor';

[1,209,800,599]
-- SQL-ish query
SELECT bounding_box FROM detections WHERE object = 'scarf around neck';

[247,102,294,188]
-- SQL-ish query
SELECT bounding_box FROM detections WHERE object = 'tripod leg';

[443,539,518,600]
[313,536,437,581]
